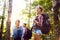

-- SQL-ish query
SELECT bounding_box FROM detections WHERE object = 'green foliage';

[32,0,52,12]
[0,16,2,19]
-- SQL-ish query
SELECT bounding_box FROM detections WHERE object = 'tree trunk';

[5,0,12,40]
[52,0,60,40]
[0,1,6,40]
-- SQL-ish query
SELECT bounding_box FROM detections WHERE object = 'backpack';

[27,28,32,39]
[41,14,51,34]
[24,28,32,39]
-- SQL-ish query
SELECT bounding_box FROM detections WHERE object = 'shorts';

[34,29,42,35]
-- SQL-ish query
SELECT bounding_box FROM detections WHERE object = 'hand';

[34,20,41,27]
[34,20,38,24]
[36,22,39,24]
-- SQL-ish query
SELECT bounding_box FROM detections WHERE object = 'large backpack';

[27,28,32,39]
[41,14,51,34]
[24,28,32,39]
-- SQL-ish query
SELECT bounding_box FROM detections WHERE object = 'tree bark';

[0,1,6,40]
[5,0,12,40]
[52,0,60,40]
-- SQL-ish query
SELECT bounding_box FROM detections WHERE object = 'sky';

[0,0,4,16]
[11,0,33,28]
[0,0,33,26]
[11,0,26,26]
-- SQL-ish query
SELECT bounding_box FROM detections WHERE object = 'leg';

[34,29,42,40]
[34,34,41,40]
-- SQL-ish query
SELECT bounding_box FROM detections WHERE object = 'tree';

[0,0,6,40]
[5,0,12,40]
[32,0,52,12]
[52,0,60,40]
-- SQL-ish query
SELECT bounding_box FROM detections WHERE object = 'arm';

[34,15,43,27]
[34,20,41,27]
[34,20,39,24]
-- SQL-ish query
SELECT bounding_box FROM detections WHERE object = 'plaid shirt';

[35,14,43,26]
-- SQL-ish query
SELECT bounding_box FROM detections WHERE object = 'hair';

[23,23,26,26]
[39,7,43,12]
[15,19,20,23]
[36,5,43,12]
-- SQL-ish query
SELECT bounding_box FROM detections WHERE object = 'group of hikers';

[12,5,51,40]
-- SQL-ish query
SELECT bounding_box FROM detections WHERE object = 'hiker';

[12,20,23,40]
[33,5,51,40]
[22,23,32,40]
[33,5,43,40]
